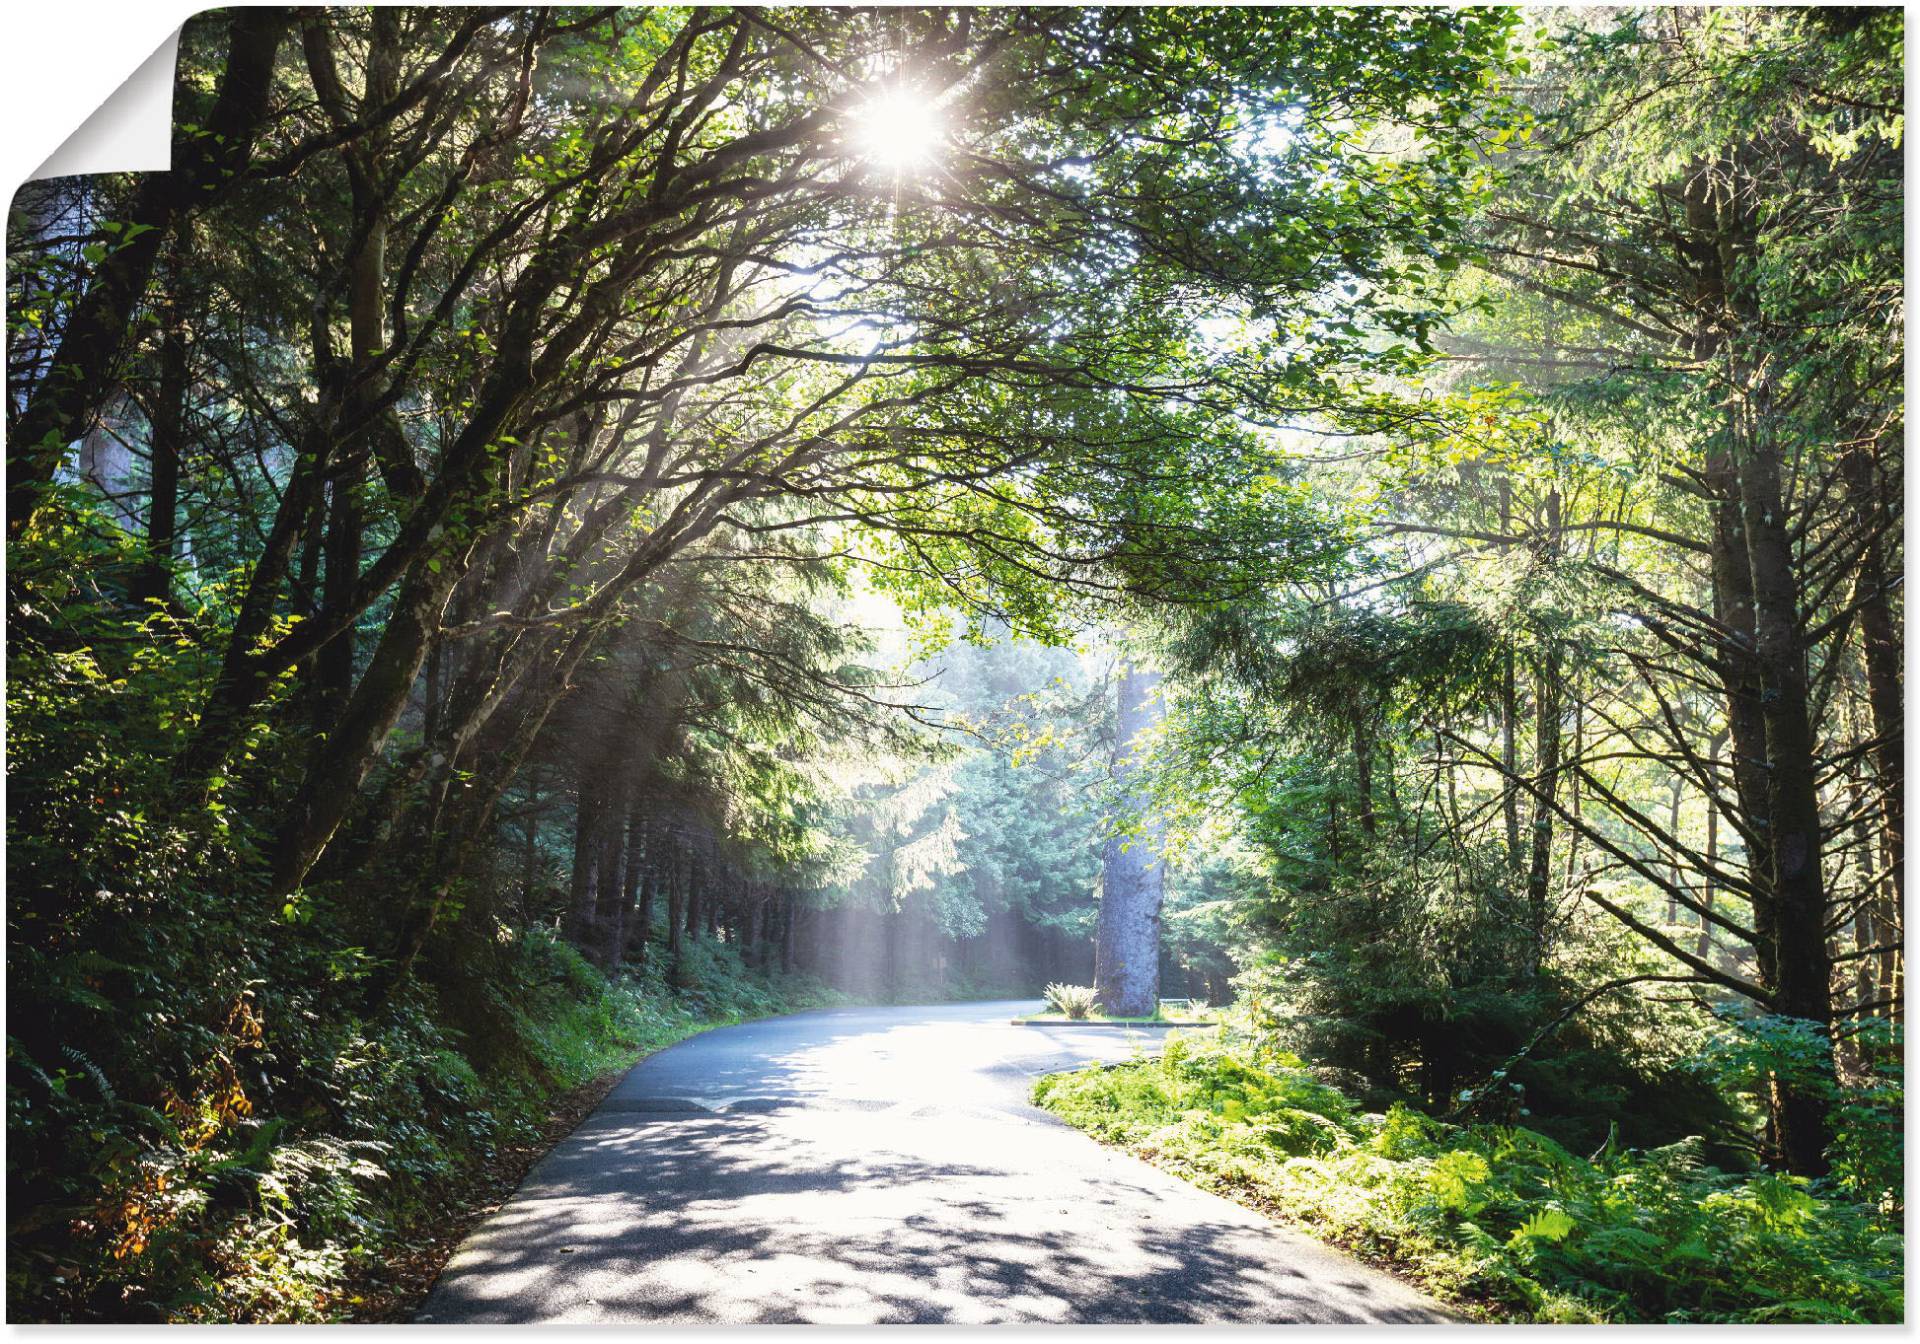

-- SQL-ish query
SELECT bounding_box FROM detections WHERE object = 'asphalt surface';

[418,1000,1452,1324]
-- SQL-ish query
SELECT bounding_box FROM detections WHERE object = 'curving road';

[418,1000,1451,1324]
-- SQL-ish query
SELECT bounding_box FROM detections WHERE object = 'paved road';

[419,1000,1451,1324]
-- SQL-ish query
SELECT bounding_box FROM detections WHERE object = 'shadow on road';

[423,1104,1449,1324]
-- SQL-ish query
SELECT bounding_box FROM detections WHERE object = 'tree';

[1094,660,1166,1016]
[1450,6,1902,1173]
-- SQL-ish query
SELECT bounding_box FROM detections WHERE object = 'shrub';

[1043,983,1099,1020]
[1034,1034,1903,1323]
[7,915,845,1320]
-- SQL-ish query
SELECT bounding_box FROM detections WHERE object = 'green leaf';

[1509,1207,1577,1246]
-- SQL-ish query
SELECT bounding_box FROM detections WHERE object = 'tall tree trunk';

[630,864,659,970]
[1736,382,1836,1175]
[745,891,765,968]
[1699,731,1727,965]
[267,558,463,894]
[1876,889,1902,1028]
[1094,661,1165,1017]
[1665,776,1686,927]
[567,788,602,952]
[684,848,703,940]
[1687,171,1780,994]
[314,477,363,727]
[307,9,406,734]
[1353,722,1378,840]
[1499,477,1523,871]
[1706,448,1780,990]
[591,772,632,970]
[780,892,796,974]
[136,237,190,610]
[1839,440,1903,906]
[1849,782,1879,1030]
[667,830,690,988]
[1560,689,1584,889]
[1523,488,1563,972]
[196,223,556,868]
[621,801,650,968]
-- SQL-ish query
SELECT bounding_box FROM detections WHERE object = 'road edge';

[342,1002,850,1323]
[1040,1116,1492,1323]
[340,1052,638,1322]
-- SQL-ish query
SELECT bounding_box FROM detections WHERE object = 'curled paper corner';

[30,27,182,183]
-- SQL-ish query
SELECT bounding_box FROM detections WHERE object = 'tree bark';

[567,787,603,953]
[1523,488,1563,971]
[620,800,650,968]
[1699,731,1726,965]
[780,891,797,973]
[1498,477,1523,871]
[1736,379,1836,1175]
[136,235,191,610]
[1839,440,1903,906]
[592,774,632,971]
[667,828,690,988]
[266,557,462,894]
[1094,661,1165,1017]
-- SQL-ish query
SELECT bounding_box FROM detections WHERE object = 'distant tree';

[1094,661,1166,1016]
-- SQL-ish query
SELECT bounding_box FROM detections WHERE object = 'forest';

[4,4,1903,1324]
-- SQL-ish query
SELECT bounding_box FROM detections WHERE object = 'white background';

[3,3,201,192]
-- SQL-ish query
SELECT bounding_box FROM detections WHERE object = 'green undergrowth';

[8,929,843,1322]
[1024,983,1218,1024]
[1033,1033,1902,1323]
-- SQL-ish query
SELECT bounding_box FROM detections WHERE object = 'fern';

[1511,1208,1578,1246]
[1043,983,1098,1020]
[1036,1032,1904,1323]
[59,1045,115,1104]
